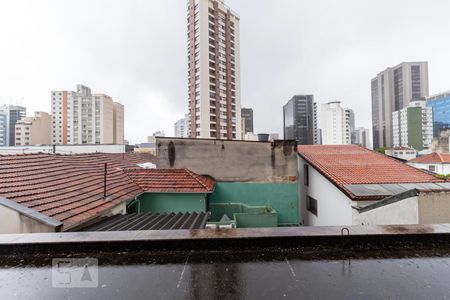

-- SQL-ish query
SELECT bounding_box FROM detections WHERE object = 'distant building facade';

[0,105,26,146]
[0,112,7,146]
[385,147,417,161]
[113,103,125,145]
[283,95,318,145]
[15,112,51,146]
[147,131,165,144]
[348,109,355,143]
[392,100,432,151]
[426,91,450,138]
[187,0,241,140]
[354,127,371,148]
[241,108,254,134]
[371,62,429,149]
[174,115,189,138]
[320,101,351,145]
[432,128,450,153]
[269,133,279,141]
[51,85,124,145]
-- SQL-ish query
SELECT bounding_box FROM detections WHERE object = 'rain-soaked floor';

[1,247,450,300]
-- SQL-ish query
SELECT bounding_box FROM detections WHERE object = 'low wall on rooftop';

[155,138,298,183]
[210,182,298,226]
[137,193,207,214]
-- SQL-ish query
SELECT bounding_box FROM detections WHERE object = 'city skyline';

[1,0,450,143]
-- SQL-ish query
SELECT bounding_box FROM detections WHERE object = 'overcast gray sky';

[1,0,450,143]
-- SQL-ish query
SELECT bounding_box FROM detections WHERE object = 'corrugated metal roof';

[80,212,210,231]
[345,183,450,197]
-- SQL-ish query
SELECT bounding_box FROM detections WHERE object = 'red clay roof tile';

[409,152,450,164]
[123,169,216,193]
[298,145,443,200]
[0,153,154,230]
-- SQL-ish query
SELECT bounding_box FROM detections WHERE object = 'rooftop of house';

[0,153,216,232]
[123,168,215,193]
[298,145,445,200]
[410,152,450,164]
[0,152,156,230]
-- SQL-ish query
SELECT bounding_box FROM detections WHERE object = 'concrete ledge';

[1,224,450,254]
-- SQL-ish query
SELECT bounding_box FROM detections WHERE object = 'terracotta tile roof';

[409,152,450,164]
[0,153,155,230]
[123,169,216,193]
[298,145,443,200]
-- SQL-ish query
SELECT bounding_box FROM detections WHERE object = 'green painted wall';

[137,193,206,214]
[209,182,299,225]
[408,107,423,150]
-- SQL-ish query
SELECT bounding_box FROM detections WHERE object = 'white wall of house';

[408,162,450,175]
[0,205,55,233]
[352,196,419,226]
[298,156,354,226]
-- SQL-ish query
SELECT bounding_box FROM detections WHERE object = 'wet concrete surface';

[1,247,450,300]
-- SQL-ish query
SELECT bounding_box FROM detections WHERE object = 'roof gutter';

[0,196,63,231]
[352,189,419,213]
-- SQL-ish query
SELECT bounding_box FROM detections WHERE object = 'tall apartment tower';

[241,108,253,134]
[321,101,352,145]
[187,0,241,140]
[283,95,318,145]
[51,84,125,145]
[371,62,429,149]
[0,105,26,146]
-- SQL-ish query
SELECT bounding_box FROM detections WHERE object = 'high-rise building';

[392,100,433,151]
[187,0,241,140]
[371,62,429,149]
[175,115,190,138]
[348,109,355,143]
[283,95,318,145]
[354,127,371,149]
[321,101,352,145]
[113,102,124,144]
[0,112,7,146]
[241,108,253,134]
[426,91,450,138]
[51,84,124,145]
[15,112,51,146]
[0,105,26,146]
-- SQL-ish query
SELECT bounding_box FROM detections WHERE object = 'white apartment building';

[371,62,429,149]
[392,100,432,151]
[174,115,189,138]
[51,85,124,145]
[187,0,242,140]
[15,112,51,146]
[320,101,351,145]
